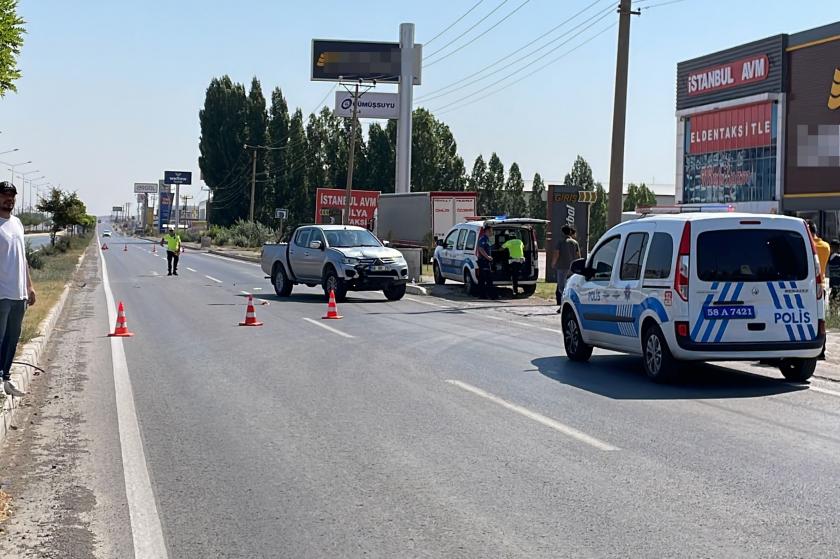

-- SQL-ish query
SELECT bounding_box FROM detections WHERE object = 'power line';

[640,0,690,9]
[416,0,608,102]
[417,1,614,103]
[424,0,511,61]
[424,0,487,46]
[433,21,617,116]
[425,0,533,68]
[427,10,615,113]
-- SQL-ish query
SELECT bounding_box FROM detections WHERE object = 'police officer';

[476,225,497,300]
[161,226,182,276]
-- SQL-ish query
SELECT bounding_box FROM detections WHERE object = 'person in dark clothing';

[551,225,581,313]
[476,226,497,300]
[829,239,840,306]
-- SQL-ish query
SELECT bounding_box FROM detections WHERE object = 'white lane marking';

[151,271,159,277]
[302,317,355,339]
[240,290,250,295]
[205,275,223,283]
[186,267,197,273]
[252,287,263,291]
[202,252,261,266]
[99,247,169,558]
[445,380,620,451]
[810,385,840,398]
[405,296,450,309]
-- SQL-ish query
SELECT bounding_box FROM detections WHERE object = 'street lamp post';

[0,148,19,157]
[15,169,40,214]
[24,176,46,212]
[1,159,32,183]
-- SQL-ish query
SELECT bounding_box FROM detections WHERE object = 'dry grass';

[19,235,91,345]
[0,489,11,523]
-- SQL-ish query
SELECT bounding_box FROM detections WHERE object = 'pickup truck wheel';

[520,284,537,297]
[384,283,406,301]
[433,261,445,285]
[272,264,293,297]
[323,268,347,302]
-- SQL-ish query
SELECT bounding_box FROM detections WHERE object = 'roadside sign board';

[133,182,158,194]
[158,192,174,232]
[311,39,421,85]
[335,91,399,119]
[164,171,192,185]
[275,208,288,220]
[158,180,171,194]
[137,193,146,204]
[315,188,380,227]
[112,206,122,212]
[545,185,594,281]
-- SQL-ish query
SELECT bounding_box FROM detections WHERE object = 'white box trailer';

[377,191,478,248]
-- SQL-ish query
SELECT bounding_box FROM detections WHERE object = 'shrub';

[25,241,44,270]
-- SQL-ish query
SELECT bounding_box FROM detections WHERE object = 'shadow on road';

[531,355,808,400]
[424,283,552,305]
[245,292,386,305]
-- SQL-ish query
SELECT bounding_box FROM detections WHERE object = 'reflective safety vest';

[502,238,525,260]
[165,234,181,252]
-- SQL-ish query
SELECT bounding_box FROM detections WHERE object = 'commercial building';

[675,21,840,239]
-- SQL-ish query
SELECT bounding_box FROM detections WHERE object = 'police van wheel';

[562,311,592,362]
[778,358,816,383]
[642,324,676,383]
[464,270,479,297]
[433,262,445,285]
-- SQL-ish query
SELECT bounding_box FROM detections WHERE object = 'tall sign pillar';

[396,23,415,194]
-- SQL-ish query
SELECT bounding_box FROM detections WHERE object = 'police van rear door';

[689,217,818,345]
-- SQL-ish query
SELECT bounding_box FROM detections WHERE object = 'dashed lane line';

[302,317,355,339]
[445,380,620,452]
[186,267,197,273]
[205,275,223,284]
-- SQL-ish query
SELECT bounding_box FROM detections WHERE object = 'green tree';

[0,0,25,96]
[245,78,270,223]
[563,155,595,191]
[623,182,658,211]
[199,76,249,226]
[305,112,327,195]
[267,87,290,222]
[590,182,608,246]
[365,123,394,192]
[468,155,486,193]
[529,173,547,244]
[36,188,88,245]
[286,109,310,229]
[408,108,465,192]
[482,153,505,215]
[504,162,527,217]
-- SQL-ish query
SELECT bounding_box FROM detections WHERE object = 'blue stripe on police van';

[713,282,743,343]
[691,293,716,341]
[785,325,797,341]
[701,282,731,343]
[767,282,782,309]
[794,294,804,309]
[783,294,794,309]
[807,324,816,341]
[796,324,806,341]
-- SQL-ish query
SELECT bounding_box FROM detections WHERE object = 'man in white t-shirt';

[0,181,36,398]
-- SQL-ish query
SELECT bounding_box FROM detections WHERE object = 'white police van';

[432,218,546,297]
[560,212,826,382]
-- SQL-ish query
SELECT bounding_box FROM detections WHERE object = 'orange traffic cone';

[102,243,109,250]
[123,244,128,252]
[108,301,134,337]
[322,290,343,320]
[239,295,263,326]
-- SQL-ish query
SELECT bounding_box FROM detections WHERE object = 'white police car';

[432,218,547,297]
[560,212,826,382]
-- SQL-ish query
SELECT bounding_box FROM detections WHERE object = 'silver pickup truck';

[261,225,409,302]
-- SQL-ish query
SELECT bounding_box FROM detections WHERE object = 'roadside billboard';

[311,39,421,84]
[335,91,399,119]
[315,188,380,228]
[158,192,173,232]
[133,182,158,194]
[546,185,593,281]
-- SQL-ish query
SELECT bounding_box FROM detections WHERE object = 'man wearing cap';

[160,226,182,276]
[0,182,36,398]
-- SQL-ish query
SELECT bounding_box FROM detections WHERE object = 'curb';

[207,249,260,264]
[405,284,428,296]
[0,243,89,448]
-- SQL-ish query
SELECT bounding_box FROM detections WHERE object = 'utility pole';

[343,81,361,226]
[607,0,639,227]
[249,147,257,222]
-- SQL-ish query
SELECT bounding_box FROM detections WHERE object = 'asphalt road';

[23,232,53,250]
[2,227,840,558]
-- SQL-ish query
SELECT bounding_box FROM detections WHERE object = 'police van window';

[295,229,311,248]
[456,229,467,250]
[589,236,621,281]
[697,230,809,282]
[444,230,459,250]
[620,233,649,281]
[465,230,477,251]
[643,232,674,280]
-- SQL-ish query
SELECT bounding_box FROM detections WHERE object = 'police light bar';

[636,204,735,215]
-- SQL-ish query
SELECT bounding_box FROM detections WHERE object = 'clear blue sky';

[1,0,836,215]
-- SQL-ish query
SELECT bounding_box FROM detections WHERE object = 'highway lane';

[2,229,840,558]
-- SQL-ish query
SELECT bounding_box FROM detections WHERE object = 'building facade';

[675,21,840,239]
